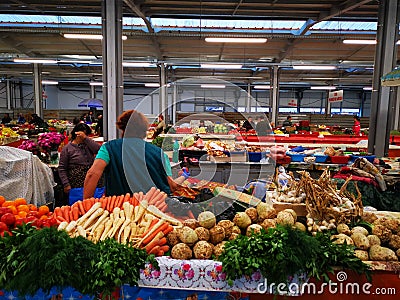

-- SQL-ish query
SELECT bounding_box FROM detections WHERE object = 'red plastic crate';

[329,155,350,164]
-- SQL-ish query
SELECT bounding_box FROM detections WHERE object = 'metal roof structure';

[0,0,397,89]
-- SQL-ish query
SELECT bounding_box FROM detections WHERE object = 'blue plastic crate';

[287,153,307,162]
[313,154,328,163]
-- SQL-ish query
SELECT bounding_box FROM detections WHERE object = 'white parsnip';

[65,221,77,234]
[113,207,121,220]
[93,223,105,242]
[76,225,86,238]
[77,202,102,226]
[134,200,148,223]
[88,210,110,233]
[57,221,68,231]
[122,225,131,244]
[146,205,182,226]
[100,219,114,241]
[82,207,104,229]
[117,218,131,243]
[108,217,125,238]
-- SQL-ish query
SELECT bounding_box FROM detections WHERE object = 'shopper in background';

[86,111,95,124]
[353,115,361,136]
[282,115,293,127]
[255,116,272,136]
[58,123,104,205]
[1,113,12,124]
[17,113,26,124]
[153,114,166,138]
[29,113,48,128]
[242,116,255,131]
[95,114,104,137]
[83,110,187,198]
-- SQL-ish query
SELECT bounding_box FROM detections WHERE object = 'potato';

[354,250,369,261]
[336,223,351,235]
[351,226,369,236]
[372,225,392,243]
[331,234,354,246]
[369,245,398,261]
[367,235,381,247]
[351,232,370,250]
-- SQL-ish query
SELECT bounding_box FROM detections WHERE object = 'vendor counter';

[184,161,275,186]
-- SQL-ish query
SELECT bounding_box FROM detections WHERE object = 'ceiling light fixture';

[123,62,153,67]
[205,37,267,43]
[42,80,58,85]
[200,64,242,69]
[343,39,377,45]
[200,84,226,89]
[310,86,337,90]
[14,58,57,64]
[363,86,373,91]
[293,65,337,70]
[145,83,160,87]
[63,33,127,40]
[254,85,271,89]
[89,82,103,86]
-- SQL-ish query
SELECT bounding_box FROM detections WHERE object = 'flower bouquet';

[18,140,40,156]
[37,132,65,153]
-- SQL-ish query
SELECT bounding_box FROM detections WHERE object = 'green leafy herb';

[218,225,371,287]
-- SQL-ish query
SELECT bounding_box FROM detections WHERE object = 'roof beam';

[293,0,373,36]
[275,39,301,63]
[0,35,40,57]
[10,0,44,13]
[123,0,163,60]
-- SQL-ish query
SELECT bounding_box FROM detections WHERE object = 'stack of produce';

[331,213,400,261]
[0,196,55,235]
[297,170,363,235]
[55,188,179,256]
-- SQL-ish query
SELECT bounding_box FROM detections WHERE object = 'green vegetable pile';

[0,224,157,298]
[218,225,371,287]
[151,136,174,151]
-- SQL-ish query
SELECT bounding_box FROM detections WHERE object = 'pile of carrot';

[138,218,174,256]
[52,188,171,224]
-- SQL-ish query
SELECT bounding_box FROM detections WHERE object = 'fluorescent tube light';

[145,83,160,87]
[363,86,373,91]
[293,65,337,70]
[123,62,153,67]
[41,80,58,85]
[14,58,57,64]
[310,86,337,90]
[200,64,242,69]
[343,39,377,45]
[200,84,226,89]
[58,60,92,64]
[205,37,267,43]
[254,85,271,89]
[63,33,127,40]
[89,82,103,86]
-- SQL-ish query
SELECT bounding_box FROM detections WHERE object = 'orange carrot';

[145,187,157,202]
[72,206,79,221]
[77,201,85,215]
[108,195,117,211]
[122,193,130,205]
[156,250,164,257]
[158,237,167,246]
[159,245,169,253]
[56,216,67,223]
[159,203,168,213]
[187,210,196,220]
[115,195,124,208]
[132,196,139,206]
[162,225,174,236]
[141,219,160,237]
[71,202,78,211]
[83,199,92,212]
[148,245,160,255]
[54,207,62,218]
[69,210,73,222]
[142,223,169,245]
[149,191,164,206]
[100,197,108,210]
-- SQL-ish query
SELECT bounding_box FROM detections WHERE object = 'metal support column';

[270,66,279,127]
[33,63,43,117]
[172,83,177,124]
[102,0,123,141]
[246,82,251,112]
[394,88,400,131]
[368,0,399,156]
[90,84,96,99]
[159,63,167,120]
[6,80,11,110]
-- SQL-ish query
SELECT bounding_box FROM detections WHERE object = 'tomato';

[24,216,37,224]
[14,218,24,227]
[0,221,8,232]
[0,207,12,217]
[1,213,16,226]
[27,211,39,218]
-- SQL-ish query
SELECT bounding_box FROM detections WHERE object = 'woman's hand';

[75,131,87,143]
[64,184,71,193]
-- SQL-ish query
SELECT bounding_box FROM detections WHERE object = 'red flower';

[182,263,191,271]
[215,265,223,272]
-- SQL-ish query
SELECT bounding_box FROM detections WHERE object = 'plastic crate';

[350,155,376,163]
[287,153,307,162]
[329,155,350,164]
[313,154,329,163]
[276,156,291,165]
[248,151,265,162]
